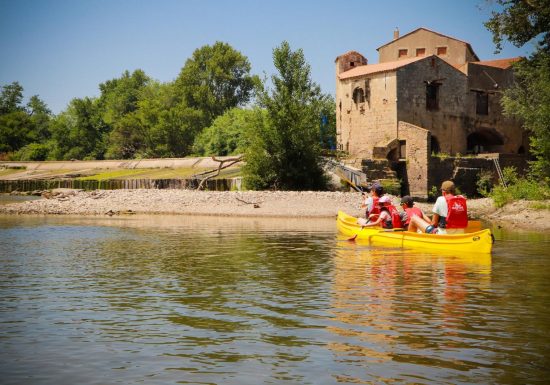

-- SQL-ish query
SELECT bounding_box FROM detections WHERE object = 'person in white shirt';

[408,180,468,234]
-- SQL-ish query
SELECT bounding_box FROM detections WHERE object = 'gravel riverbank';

[1,189,549,231]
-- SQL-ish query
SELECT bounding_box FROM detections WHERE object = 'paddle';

[348,226,365,241]
[348,226,407,241]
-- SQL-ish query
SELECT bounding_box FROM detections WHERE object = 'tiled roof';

[335,50,366,62]
[338,56,425,80]
[470,57,522,69]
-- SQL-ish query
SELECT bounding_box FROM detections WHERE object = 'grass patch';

[529,201,550,210]
[77,166,242,181]
[0,168,23,177]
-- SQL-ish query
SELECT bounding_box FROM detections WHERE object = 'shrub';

[489,167,550,207]
[13,142,51,161]
[476,169,495,197]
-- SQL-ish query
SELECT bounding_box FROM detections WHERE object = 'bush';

[476,169,495,197]
[13,142,52,161]
[489,167,550,207]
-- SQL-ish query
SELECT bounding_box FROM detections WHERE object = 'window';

[476,91,488,115]
[416,48,426,57]
[398,49,408,58]
[352,87,365,104]
[437,46,447,56]
[426,83,440,111]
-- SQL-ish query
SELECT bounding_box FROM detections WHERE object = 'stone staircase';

[361,159,402,194]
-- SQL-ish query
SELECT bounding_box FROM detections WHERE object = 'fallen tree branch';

[196,155,243,190]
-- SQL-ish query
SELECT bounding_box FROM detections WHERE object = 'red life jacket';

[404,207,423,226]
[367,196,380,217]
[381,205,403,229]
[444,194,468,229]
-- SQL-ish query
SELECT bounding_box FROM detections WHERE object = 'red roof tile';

[338,56,425,80]
[470,57,522,69]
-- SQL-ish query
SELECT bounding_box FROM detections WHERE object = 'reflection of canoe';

[337,211,493,254]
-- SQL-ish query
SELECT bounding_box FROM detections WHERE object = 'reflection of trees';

[91,224,338,373]
[328,243,492,382]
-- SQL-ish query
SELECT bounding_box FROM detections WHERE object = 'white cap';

[379,196,391,204]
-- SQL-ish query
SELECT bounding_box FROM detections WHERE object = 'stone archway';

[467,129,504,154]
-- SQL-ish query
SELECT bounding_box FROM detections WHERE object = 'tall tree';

[0,82,24,114]
[243,41,328,190]
[174,42,258,128]
[484,0,550,180]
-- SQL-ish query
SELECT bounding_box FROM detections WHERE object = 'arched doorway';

[467,129,504,154]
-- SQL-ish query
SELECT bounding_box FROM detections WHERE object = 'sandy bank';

[1,189,548,232]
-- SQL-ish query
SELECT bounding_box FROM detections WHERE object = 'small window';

[476,91,488,115]
[398,49,408,58]
[416,48,426,57]
[350,62,355,67]
[426,83,440,111]
[437,46,447,56]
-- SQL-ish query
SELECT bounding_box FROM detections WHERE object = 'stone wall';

[378,28,477,66]
[336,71,398,158]
[397,56,469,155]
[428,154,527,198]
[397,121,430,198]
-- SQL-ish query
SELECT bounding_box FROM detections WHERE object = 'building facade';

[335,28,526,198]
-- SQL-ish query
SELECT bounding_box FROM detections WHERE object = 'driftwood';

[196,155,243,190]
[235,196,262,208]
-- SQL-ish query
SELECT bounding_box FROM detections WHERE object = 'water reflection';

[0,215,549,384]
[328,241,495,383]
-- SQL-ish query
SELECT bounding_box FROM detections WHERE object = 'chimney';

[393,28,399,40]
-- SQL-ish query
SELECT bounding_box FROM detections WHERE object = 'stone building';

[335,28,527,198]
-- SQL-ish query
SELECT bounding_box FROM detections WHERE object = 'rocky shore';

[1,189,549,231]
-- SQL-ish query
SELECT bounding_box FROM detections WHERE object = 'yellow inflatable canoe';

[337,211,493,254]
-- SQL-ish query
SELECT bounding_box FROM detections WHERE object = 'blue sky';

[0,0,534,114]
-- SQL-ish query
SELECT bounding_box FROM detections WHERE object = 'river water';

[0,214,549,385]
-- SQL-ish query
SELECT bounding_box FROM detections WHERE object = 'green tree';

[484,0,550,54]
[484,0,550,180]
[174,42,258,128]
[105,81,205,159]
[98,69,151,125]
[0,82,52,155]
[243,41,328,190]
[0,82,24,114]
[193,107,262,156]
[27,95,52,142]
[49,97,107,160]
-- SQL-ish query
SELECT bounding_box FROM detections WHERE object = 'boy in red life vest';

[357,182,384,226]
[399,195,431,231]
[361,196,403,229]
[409,180,468,234]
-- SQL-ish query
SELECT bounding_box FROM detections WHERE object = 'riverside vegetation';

[2,1,549,200]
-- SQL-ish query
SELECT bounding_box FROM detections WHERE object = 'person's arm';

[365,212,384,227]
[431,213,440,227]
[421,211,431,222]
